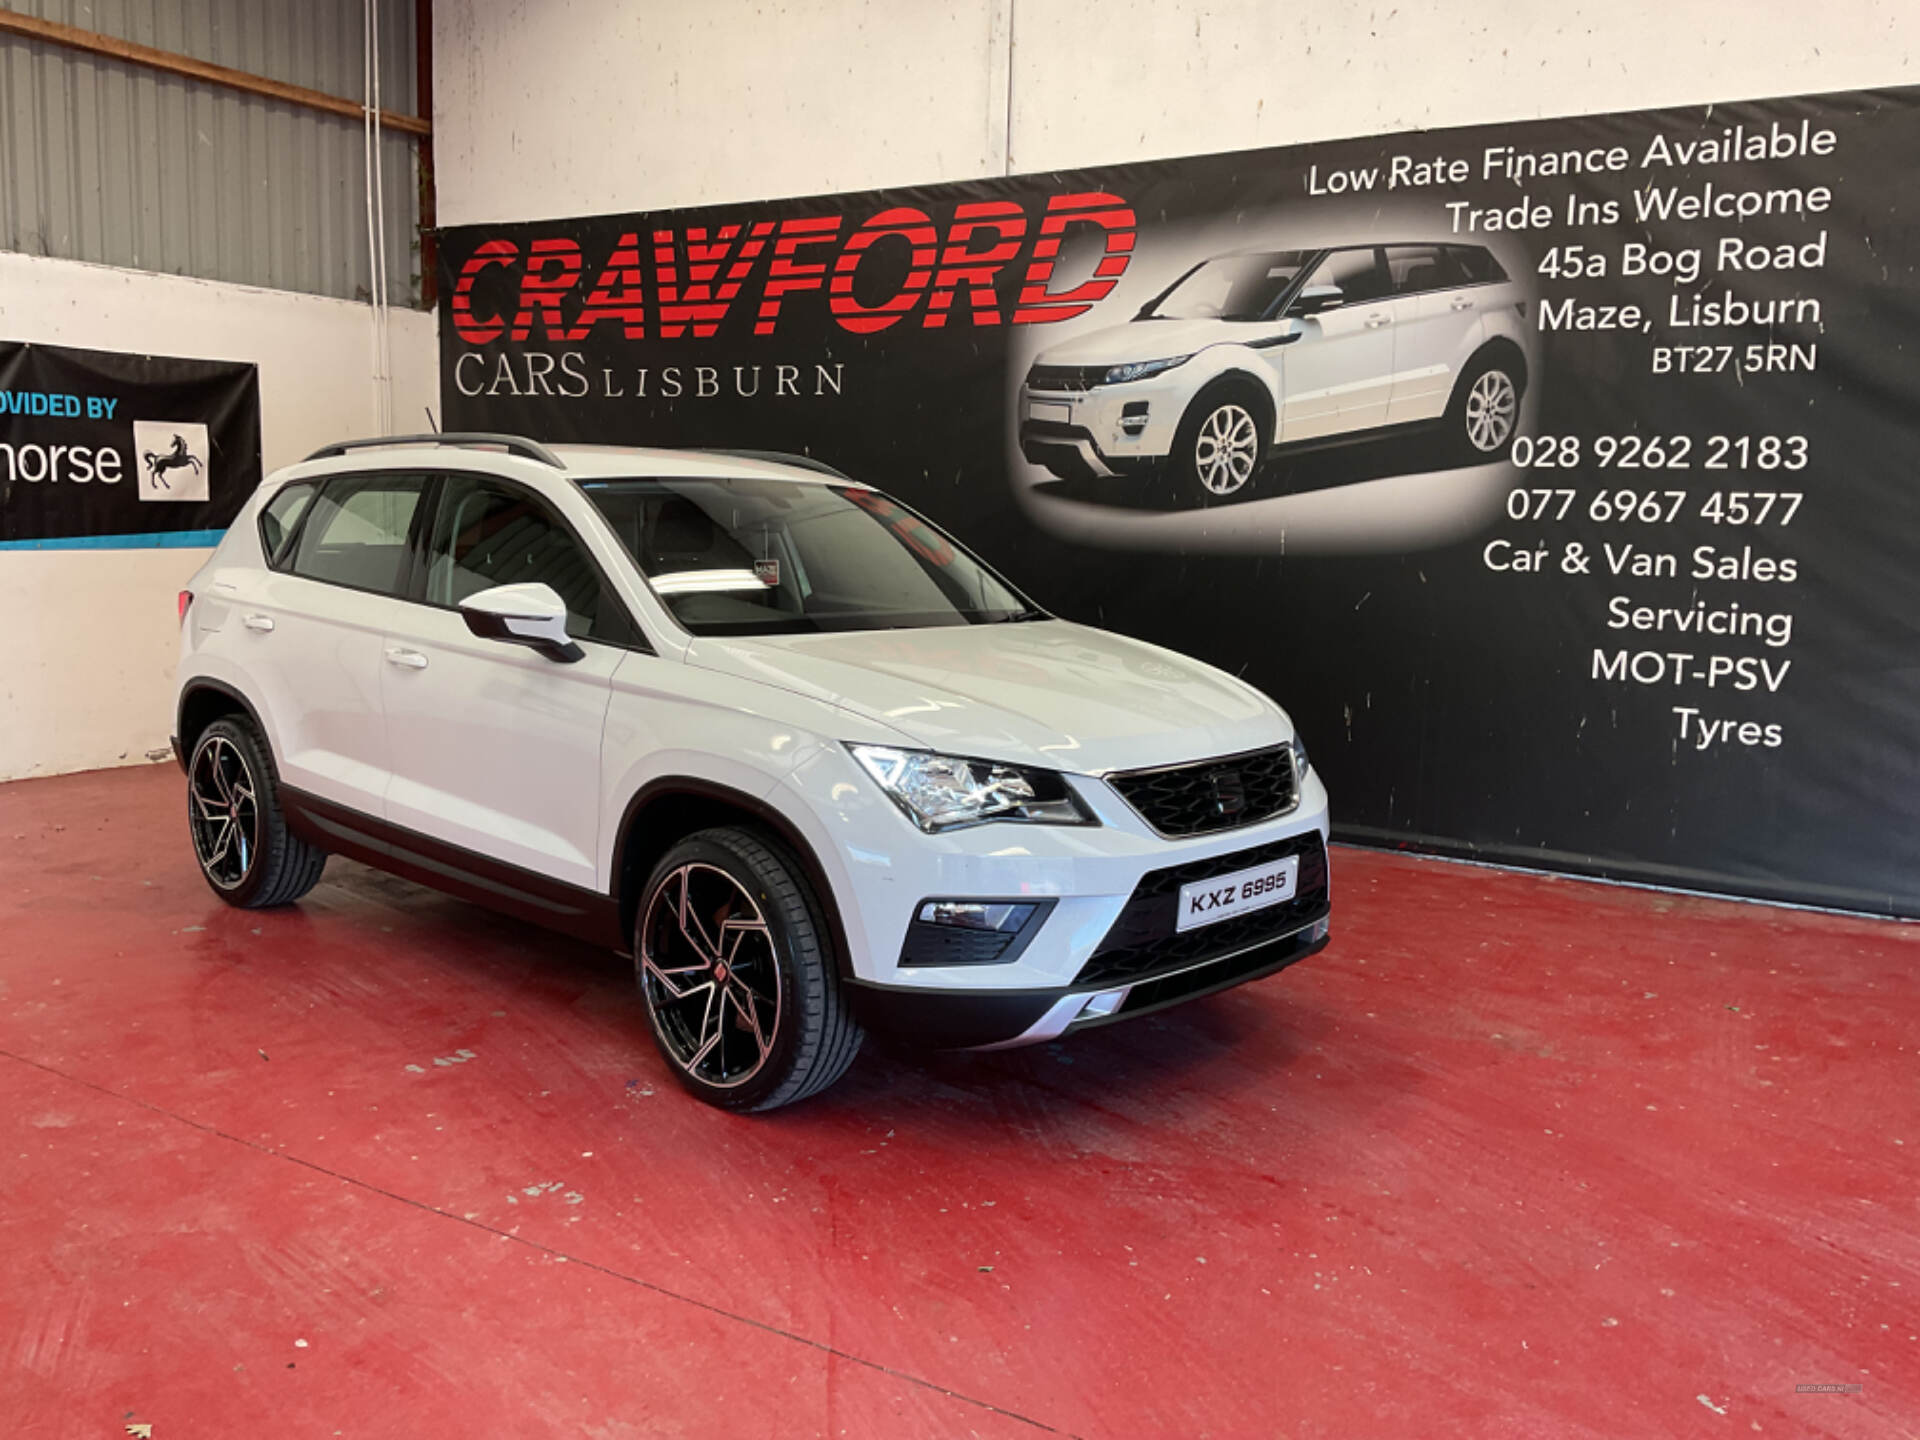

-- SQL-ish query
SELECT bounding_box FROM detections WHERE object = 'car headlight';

[1289,735,1310,780]
[848,745,1095,833]
[1103,355,1191,385]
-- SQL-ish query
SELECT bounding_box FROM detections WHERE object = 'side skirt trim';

[280,786,624,950]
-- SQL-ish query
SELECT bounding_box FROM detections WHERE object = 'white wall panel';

[435,0,1012,227]
[1004,0,1918,174]
[436,0,1919,225]
[0,251,437,780]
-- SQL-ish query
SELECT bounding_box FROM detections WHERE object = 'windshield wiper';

[992,607,1049,623]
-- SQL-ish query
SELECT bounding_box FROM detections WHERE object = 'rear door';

[379,472,632,890]
[1278,246,1395,439]
[244,472,426,816]
[1383,244,1480,424]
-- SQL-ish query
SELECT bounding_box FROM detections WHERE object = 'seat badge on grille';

[1209,770,1247,818]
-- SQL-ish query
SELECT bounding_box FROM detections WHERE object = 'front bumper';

[848,912,1330,1049]
[843,818,1334,1049]
[1018,379,1185,478]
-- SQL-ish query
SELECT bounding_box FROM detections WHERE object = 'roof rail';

[697,447,852,481]
[302,433,567,470]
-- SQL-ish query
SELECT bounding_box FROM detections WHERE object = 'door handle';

[1451,296,1475,311]
[384,647,429,670]
[242,613,275,633]
[1365,312,1391,328]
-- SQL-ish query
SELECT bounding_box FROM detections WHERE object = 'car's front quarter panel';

[595,646,915,902]
[1020,336,1287,473]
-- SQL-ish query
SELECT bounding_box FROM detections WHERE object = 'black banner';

[0,341,260,547]
[439,86,1920,917]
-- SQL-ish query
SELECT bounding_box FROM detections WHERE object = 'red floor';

[2,766,1915,1439]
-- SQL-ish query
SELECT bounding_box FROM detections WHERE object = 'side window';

[289,475,425,595]
[426,475,634,644]
[258,481,317,570]
[1382,245,1466,295]
[1300,247,1392,307]
[1385,244,1471,296]
[1453,245,1509,284]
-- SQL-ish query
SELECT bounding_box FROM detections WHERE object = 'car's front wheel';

[1171,384,1266,502]
[186,716,327,907]
[635,826,863,1111]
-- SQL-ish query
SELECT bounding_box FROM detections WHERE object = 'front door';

[1383,244,1478,424]
[1278,246,1396,440]
[380,473,631,891]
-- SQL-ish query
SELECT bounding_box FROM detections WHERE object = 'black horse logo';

[143,433,203,489]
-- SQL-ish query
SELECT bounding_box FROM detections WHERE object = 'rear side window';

[289,475,425,595]
[1385,244,1472,295]
[1453,246,1509,283]
[425,474,635,644]
[258,482,317,570]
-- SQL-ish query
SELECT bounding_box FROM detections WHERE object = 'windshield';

[1145,251,1312,321]
[582,476,1037,636]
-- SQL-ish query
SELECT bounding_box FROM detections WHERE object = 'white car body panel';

[682,621,1283,775]
[381,601,619,891]
[1280,300,1395,436]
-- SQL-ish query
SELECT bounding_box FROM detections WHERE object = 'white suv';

[173,435,1330,1110]
[1020,241,1530,499]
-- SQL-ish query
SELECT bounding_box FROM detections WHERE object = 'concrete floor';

[3,764,1916,1438]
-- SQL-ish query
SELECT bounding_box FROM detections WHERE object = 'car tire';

[1170,380,1268,503]
[186,716,327,908]
[1447,351,1523,461]
[634,826,863,1112]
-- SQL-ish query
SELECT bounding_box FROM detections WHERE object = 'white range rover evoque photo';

[1020,240,1533,499]
[173,436,1330,1110]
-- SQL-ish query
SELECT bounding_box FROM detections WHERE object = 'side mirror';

[1292,283,1345,316]
[457,581,584,664]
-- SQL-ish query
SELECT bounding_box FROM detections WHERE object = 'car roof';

[1212,240,1483,258]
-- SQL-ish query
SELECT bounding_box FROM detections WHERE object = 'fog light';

[918,901,1036,931]
[1118,401,1150,435]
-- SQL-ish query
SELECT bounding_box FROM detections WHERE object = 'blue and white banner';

[0,341,259,548]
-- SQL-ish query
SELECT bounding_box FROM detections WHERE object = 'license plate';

[1030,401,1071,424]
[1176,855,1299,933]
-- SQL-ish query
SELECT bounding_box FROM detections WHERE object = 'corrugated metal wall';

[0,0,420,306]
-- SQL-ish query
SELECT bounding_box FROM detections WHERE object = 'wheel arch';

[176,679,272,774]
[612,777,854,979]
[1465,334,1529,396]
[1181,366,1279,451]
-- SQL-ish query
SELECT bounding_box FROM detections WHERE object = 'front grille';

[1074,831,1328,988]
[1109,745,1299,838]
[1026,363,1106,392]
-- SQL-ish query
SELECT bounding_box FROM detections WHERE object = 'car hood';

[685,620,1288,774]
[1031,318,1258,368]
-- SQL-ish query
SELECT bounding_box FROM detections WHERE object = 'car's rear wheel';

[635,826,862,1112]
[1448,352,1522,460]
[186,716,327,907]
[1171,382,1267,502]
